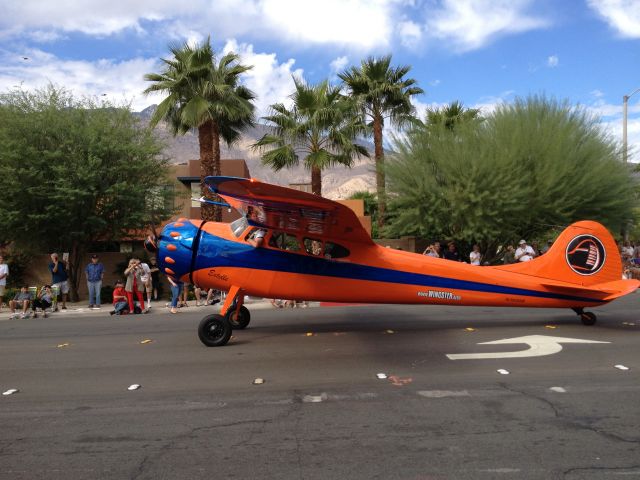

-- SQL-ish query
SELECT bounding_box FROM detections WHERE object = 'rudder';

[497,221,622,286]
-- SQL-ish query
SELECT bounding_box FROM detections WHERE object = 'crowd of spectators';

[422,238,552,266]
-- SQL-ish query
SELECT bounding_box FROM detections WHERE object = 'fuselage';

[157,219,608,309]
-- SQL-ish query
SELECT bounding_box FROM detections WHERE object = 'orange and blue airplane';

[150,176,639,347]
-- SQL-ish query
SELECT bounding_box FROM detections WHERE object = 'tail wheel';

[198,314,232,347]
[226,305,251,330]
[580,312,597,326]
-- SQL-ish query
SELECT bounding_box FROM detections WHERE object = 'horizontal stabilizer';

[541,279,639,301]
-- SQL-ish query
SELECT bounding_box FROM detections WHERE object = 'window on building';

[191,182,201,207]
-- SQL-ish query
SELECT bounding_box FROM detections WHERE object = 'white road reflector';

[614,365,630,371]
[2,389,19,396]
[302,393,327,403]
[127,384,141,391]
[497,369,510,375]
[549,386,566,393]
[253,378,265,385]
[417,390,470,398]
[376,373,388,379]
[385,330,395,334]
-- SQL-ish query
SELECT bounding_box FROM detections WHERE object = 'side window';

[303,238,323,256]
[269,231,300,252]
[325,242,350,259]
[245,228,266,242]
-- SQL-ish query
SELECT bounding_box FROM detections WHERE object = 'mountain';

[134,105,376,199]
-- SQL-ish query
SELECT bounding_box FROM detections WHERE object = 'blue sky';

[1,0,639,158]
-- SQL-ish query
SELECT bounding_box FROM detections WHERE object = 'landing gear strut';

[197,285,250,347]
[572,307,597,326]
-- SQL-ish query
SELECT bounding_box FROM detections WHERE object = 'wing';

[205,176,374,245]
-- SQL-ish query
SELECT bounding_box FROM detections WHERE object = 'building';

[172,158,250,222]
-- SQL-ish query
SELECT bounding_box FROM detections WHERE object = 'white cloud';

[0,0,184,36]
[222,40,303,117]
[587,0,640,38]
[329,56,349,76]
[591,89,605,98]
[0,48,162,110]
[259,0,393,49]
[429,79,441,86]
[581,98,640,162]
[1,0,396,50]
[1,0,550,54]
[424,0,550,52]
[398,20,423,48]
[0,40,304,116]
[547,55,559,67]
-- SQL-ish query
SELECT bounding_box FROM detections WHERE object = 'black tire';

[198,314,232,347]
[580,312,597,326]
[226,305,251,329]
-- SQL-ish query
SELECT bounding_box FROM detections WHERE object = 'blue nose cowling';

[157,219,199,282]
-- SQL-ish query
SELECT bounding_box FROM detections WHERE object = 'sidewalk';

[0,297,319,321]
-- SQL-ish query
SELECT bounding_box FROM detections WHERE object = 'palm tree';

[339,55,423,230]
[253,78,368,196]
[423,101,481,131]
[144,38,255,221]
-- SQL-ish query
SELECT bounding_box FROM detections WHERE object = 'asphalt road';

[1,295,639,480]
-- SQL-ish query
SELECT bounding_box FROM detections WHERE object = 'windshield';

[230,216,248,237]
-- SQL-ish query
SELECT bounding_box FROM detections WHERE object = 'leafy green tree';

[0,85,176,300]
[144,38,255,221]
[339,55,423,230]
[253,78,368,196]
[385,96,635,262]
[348,190,378,237]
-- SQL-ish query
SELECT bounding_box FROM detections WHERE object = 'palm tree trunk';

[311,166,322,196]
[198,120,216,221]
[211,120,222,221]
[373,113,385,231]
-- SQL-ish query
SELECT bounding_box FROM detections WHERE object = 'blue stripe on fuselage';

[193,231,603,304]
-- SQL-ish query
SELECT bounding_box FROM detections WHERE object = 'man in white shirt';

[0,255,8,311]
[515,239,536,262]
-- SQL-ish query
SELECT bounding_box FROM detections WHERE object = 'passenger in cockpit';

[247,228,267,248]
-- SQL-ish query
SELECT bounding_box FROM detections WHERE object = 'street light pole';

[623,87,640,163]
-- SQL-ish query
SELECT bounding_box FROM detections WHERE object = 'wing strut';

[220,285,244,317]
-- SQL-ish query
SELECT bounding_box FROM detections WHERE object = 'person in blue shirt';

[85,254,105,309]
[49,253,69,310]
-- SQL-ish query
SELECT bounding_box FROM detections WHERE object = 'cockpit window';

[230,216,248,237]
[269,231,300,252]
[303,238,323,256]
[325,241,350,259]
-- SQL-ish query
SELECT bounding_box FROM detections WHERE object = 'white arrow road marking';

[446,335,609,360]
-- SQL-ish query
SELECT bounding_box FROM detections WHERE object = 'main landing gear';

[197,285,250,347]
[572,307,597,326]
